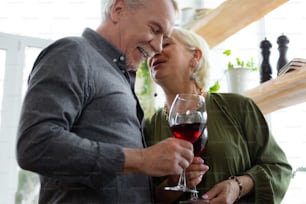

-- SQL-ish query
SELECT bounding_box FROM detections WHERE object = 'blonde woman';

[145,27,292,204]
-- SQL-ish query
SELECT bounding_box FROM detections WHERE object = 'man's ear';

[110,0,126,23]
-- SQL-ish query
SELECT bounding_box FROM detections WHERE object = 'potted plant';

[223,49,259,93]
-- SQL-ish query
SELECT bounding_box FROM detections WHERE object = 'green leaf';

[228,62,234,69]
[209,80,220,93]
[222,49,231,56]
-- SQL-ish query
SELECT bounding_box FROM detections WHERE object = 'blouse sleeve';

[240,97,292,203]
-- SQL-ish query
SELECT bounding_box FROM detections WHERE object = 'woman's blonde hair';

[171,27,211,91]
[101,0,179,23]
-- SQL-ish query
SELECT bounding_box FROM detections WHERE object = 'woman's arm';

[241,97,292,203]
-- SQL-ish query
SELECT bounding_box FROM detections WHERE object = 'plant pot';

[225,68,258,93]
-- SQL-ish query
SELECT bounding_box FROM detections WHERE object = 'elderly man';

[16,0,200,203]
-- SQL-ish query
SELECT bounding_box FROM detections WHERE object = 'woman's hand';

[201,175,254,204]
[185,157,209,188]
[201,179,239,204]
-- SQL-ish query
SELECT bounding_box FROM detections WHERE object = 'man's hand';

[122,137,194,176]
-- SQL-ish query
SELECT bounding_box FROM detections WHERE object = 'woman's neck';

[162,84,205,111]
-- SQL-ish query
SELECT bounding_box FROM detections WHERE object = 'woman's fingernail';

[201,165,209,172]
[197,157,204,163]
[202,194,209,199]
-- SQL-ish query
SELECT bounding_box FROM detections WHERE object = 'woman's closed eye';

[162,38,174,48]
[162,42,171,48]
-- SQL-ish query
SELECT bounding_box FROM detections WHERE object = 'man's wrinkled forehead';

[151,0,177,34]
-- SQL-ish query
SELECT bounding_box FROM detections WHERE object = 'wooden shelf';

[243,68,306,115]
[189,0,288,48]
[186,0,306,114]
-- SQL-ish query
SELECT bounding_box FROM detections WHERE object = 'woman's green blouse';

[144,93,292,204]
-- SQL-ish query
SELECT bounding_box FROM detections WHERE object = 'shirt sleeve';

[16,38,125,189]
[239,97,292,204]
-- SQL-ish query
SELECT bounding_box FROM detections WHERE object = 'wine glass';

[164,93,207,197]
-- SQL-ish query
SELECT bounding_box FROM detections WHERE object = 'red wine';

[170,123,205,144]
[193,131,208,156]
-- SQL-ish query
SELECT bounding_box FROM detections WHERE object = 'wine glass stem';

[181,169,187,187]
[176,169,188,191]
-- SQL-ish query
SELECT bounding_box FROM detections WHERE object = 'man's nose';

[151,36,163,54]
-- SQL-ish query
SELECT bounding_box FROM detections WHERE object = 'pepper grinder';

[260,37,273,83]
[276,34,289,75]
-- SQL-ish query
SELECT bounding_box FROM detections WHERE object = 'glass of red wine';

[164,93,207,199]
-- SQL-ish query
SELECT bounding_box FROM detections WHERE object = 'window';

[0,1,101,203]
[0,49,6,125]
[22,47,44,98]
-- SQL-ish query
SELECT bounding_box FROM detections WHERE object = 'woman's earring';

[190,73,196,80]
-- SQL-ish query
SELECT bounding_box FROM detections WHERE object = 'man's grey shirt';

[17,28,153,203]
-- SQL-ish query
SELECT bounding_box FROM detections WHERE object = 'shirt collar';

[82,28,136,88]
[82,27,127,71]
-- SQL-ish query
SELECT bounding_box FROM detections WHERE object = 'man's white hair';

[101,0,178,23]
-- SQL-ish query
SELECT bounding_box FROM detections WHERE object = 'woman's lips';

[151,59,166,69]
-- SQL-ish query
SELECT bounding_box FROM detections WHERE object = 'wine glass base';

[179,199,210,204]
[164,186,198,193]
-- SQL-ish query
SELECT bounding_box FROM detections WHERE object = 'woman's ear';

[190,58,197,69]
[193,48,203,62]
[190,49,202,69]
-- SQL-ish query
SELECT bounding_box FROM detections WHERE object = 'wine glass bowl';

[170,119,205,143]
